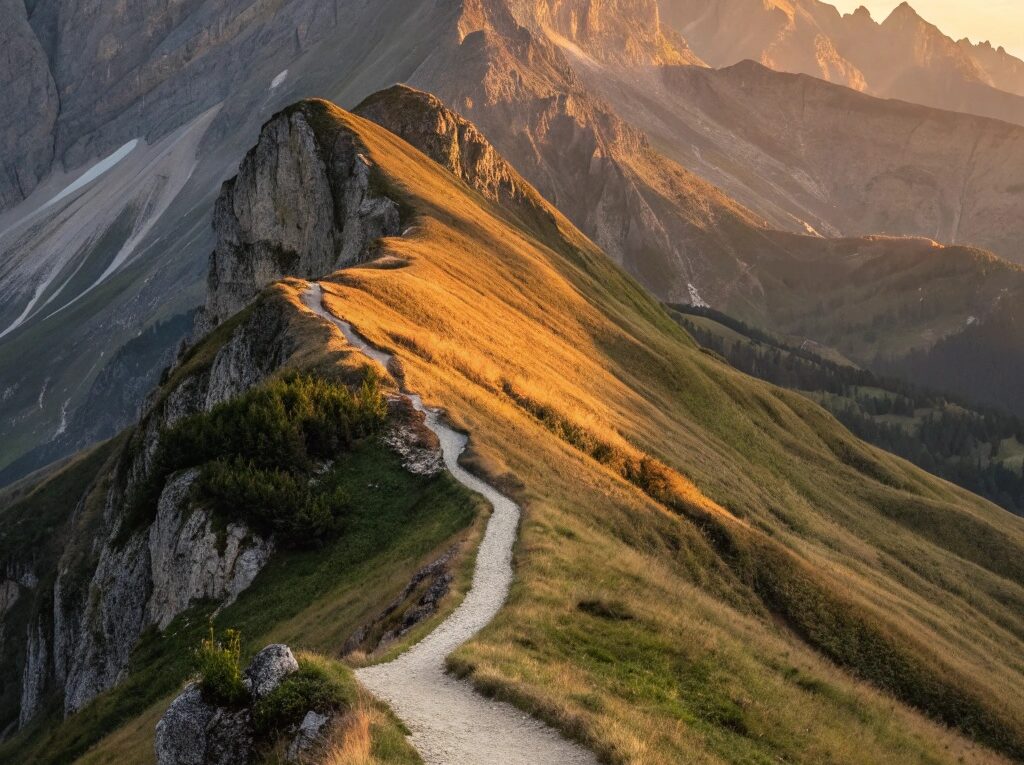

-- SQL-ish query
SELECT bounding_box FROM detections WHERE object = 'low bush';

[253,655,354,735]
[129,371,387,545]
[194,626,247,706]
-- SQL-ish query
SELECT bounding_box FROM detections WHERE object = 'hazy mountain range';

[2,0,1024,483]
[2,1,1024,763]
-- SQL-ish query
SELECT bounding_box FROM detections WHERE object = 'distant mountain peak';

[884,1,925,26]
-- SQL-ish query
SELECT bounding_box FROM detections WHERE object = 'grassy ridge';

[296,102,1024,763]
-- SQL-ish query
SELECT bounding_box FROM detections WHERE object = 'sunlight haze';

[831,1,1024,58]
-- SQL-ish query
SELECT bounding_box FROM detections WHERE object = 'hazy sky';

[830,1,1024,58]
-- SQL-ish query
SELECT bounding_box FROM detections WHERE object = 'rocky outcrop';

[355,84,557,231]
[201,101,402,331]
[0,0,58,209]
[286,710,331,762]
[16,294,302,723]
[146,470,273,630]
[155,644,327,765]
[155,683,255,765]
[343,546,456,656]
[18,618,50,726]
[382,396,445,477]
[508,0,703,67]
[243,644,299,700]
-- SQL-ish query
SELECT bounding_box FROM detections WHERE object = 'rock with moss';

[244,644,300,700]
[156,644,301,765]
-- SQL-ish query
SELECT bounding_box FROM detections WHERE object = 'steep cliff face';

[409,0,774,305]
[5,98,455,726]
[508,0,703,66]
[0,0,58,209]
[201,102,402,331]
[15,293,302,724]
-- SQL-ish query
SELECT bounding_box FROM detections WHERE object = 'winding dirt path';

[303,283,597,765]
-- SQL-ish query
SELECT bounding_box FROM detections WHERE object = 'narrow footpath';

[303,283,597,765]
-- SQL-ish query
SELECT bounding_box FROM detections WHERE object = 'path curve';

[303,283,597,765]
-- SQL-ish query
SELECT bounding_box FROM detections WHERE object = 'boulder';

[285,710,332,762]
[244,644,299,700]
[154,683,238,765]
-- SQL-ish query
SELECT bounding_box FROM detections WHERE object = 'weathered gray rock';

[244,644,299,701]
[0,0,58,209]
[201,102,402,330]
[355,84,546,221]
[156,645,303,765]
[146,470,273,630]
[18,618,50,726]
[13,292,300,726]
[0,580,19,619]
[60,526,151,714]
[155,683,255,765]
[286,710,331,763]
[382,396,445,477]
[155,684,216,765]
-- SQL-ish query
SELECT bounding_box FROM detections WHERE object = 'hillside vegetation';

[6,96,1024,764]
[0,283,485,764]
[671,304,1024,515]
[264,101,1022,763]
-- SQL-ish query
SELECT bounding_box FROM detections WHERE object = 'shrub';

[198,458,351,543]
[194,626,248,706]
[253,656,352,735]
[129,371,386,545]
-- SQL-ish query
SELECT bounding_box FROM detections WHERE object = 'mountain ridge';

[5,89,1023,763]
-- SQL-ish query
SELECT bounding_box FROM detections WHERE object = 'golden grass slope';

[269,100,1024,764]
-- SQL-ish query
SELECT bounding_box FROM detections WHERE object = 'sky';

[830,1,1024,58]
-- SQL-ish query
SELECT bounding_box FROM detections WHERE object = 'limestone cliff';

[201,102,402,331]
[17,296,296,722]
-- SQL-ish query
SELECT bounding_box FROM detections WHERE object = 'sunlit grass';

[292,102,1024,763]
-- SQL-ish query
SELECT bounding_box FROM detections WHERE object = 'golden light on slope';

[294,103,1024,763]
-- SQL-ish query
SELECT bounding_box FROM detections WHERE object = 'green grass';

[0,440,480,765]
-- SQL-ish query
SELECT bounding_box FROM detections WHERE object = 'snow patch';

[42,140,140,211]
[688,283,709,308]
[270,70,288,90]
[802,221,823,237]
[54,398,70,437]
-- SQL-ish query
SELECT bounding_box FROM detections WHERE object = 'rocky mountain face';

[620,59,1024,260]
[0,95,453,736]
[201,102,402,331]
[10,292,297,727]
[0,0,464,485]
[0,0,58,210]
[960,38,1024,97]
[656,0,1024,126]
[4,0,1024,492]
[507,0,704,66]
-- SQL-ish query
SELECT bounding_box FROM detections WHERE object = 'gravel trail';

[303,283,597,765]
